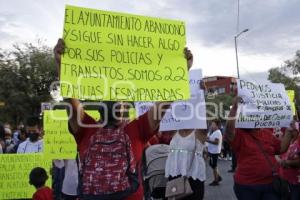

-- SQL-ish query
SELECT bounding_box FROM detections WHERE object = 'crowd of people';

[1,112,299,200]
[0,38,299,200]
[0,117,43,154]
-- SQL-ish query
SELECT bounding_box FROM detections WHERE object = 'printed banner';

[60,5,189,101]
[236,79,293,128]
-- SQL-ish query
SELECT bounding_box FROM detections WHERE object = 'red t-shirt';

[74,112,155,200]
[32,186,53,200]
[230,128,281,185]
[146,131,173,147]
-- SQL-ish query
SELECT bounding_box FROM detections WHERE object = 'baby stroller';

[143,144,169,200]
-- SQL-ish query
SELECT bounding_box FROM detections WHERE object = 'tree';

[268,50,300,117]
[0,41,57,126]
[205,93,234,122]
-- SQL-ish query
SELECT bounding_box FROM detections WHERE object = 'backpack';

[77,123,139,200]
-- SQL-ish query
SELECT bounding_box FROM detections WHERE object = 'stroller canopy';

[145,144,169,178]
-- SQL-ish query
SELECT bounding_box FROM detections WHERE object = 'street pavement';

[204,159,237,200]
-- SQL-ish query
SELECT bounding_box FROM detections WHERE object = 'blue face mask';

[5,139,12,145]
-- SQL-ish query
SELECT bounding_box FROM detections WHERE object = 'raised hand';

[53,38,65,77]
[184,47,193,70]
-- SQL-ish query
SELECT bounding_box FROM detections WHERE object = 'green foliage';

[0,42,56,126]
[268,50,300,116]
[205,93,234,121]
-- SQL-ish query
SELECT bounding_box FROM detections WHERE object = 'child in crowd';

[29,167,53,200]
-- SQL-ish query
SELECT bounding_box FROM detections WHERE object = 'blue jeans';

[234,183,280,200]
[290,184,300,200]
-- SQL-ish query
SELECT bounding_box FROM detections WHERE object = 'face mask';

[5,139,12,145]
[29,133,39,142]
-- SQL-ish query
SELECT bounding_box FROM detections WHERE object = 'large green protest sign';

[43,110,77,159]
[60,5,189,101]
[0,154,51,199]
[43,109,101,159]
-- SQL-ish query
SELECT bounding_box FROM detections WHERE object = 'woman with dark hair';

[0,123,5,153]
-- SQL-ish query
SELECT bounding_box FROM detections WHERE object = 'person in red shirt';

[279,120,300,200]
[54,39,193,200]
[29,167,53,200]
[225,97,294,200]
[145,130,176,148]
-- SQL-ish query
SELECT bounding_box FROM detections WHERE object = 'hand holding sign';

[184,47,193,70]
[54,38,65,78]
[232,96,243,107]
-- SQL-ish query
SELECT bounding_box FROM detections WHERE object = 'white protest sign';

[135,68,207,131]
[135,102,153,117]
[236,79,293,128]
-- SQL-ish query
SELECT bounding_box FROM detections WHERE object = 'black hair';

[18,128,27,139]
[98,101,119,128]
[20,127,26,135]
[240,128,257,133]
[0,123,5,140]
[212,119,221,128]
[26,116,40,127]
[29,167,48,188]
